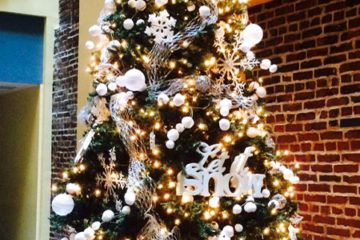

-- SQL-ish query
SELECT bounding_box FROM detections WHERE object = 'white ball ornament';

[176,123,185,133]
[66,183,78,195]
[167,129,180,141]
[135,0,146,11]
[91,221,101,230]
[222,225,234,238]
[102,210,115,222]
[260,59,271,70]
[155,0,168,7]
[256,86,267,98]
[136,19,145,25]
[217,232,230,240]
[52,193,75,216]
[235,224,243,232]
[262,189,271,198]
[181,116,194,129]
[89,25,102,36]
[108,82,117,92]
[199,6,211,18]
[173,93,185,107]
[124,190,136,205]
[244,202,257,213]
[232,204,242,215]
[246,127,259,138]
[96,83,108,96]
[242,24,263,46]
[269,64,278,73]
[74,232,86,240]
[246,51,255,60]
[219,118,231,131]
[128,0,136,8]
[166,140,175,149]
[181,192,194,204]
[116,75,125,87]
[240,42,251,53]
[123,68,147,92]
[85,40,95,50]
[123,19,134,30]
[187,4,196,12]
[158,93,169,104]
[209,196,220,208]
[126,91,134,99]
[121,206,131,215]
[84,227,95,239]
[220,98,232,108]
[220,107,230,117]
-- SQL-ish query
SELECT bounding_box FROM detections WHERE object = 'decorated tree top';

[51,0,303,240]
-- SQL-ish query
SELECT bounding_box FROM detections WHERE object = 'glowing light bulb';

[263,227,270,235]
[174,218,181,225]
[153,160,161,168]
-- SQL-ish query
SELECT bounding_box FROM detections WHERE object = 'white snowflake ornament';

[145,10,176,44]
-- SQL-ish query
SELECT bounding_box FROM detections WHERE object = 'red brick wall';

[249,0,360,239]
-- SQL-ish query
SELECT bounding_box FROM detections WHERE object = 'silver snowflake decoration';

[145,10,176,44]
[96,148,127,202]
[239,58,260,70]
[212,50,242,83]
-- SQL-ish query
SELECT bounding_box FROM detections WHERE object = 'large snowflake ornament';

[96,148,127,202]
[145,10,176,44]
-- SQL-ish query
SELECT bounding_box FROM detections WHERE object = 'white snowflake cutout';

[145,10,176,44]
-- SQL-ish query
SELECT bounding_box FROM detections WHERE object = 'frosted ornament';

[269,64,278,73]
[155,0,168,7]
[136,19,145,25]
[219,118,230,131]
[181,116,194,129]
[66,183,79,195]
[260,59,271,70]
[232,204,242,214]
[167,129,180,141]
[123,19,134,30]
[52,193,75,216]
[121,206,131,215]
[96,83,108,96]
[256,86,267,98]
[246,127,259,138]
[84,227,95,239]
[262,188,271,198]
[123,68,147,91]
[173,93,185,107]
[199,6,211,18]
[89,25,102,36]
[91,221,101,230]
[85,40,95,50]
[108,82,117,91]
[244,202,257,213]
[124,190,136,205]
[177,143,265,197]
[235,224,243,232]
[102,210,115,222]
[157,93,169,104]
[222,225,234,237]
[246,51,255,60]
[187,4,196,12]
[135,0,146,11]
[74,232,86,240]
[166,140,175,149]
[242,24,263,47]
[209,196,220,208]
[220,107,230,117]
[176,123,185,133]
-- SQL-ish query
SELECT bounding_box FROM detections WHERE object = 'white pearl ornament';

[260,59,271,70]
[235,224,243,232]
[96,83,108,96]
[242,24,263,47]
[84,227,95,239]
[52,193,75,216]
[199,6,211,18]
[222,225,234,237]
[262,188,271,198]
[89,25,102,36]
[74,232,86,240]
[91,221,101,230]
[269,64,278,73]
[123,68,147,91]
[121,206,131,215]
[155,0,168,7]
[232,204,242,215]
[85,40,95,50]
[123,19,134,30]
[256,86,267,98]
[219,118,230,131]
[181,116,194,128]
[166,140,175,149]
[101,210,115,222]
[244,202,257,213]
[124,190,136,205]
[167,129,180,141]
[173,93,185,107]
[176,123,185,133]
[158,93,169,104]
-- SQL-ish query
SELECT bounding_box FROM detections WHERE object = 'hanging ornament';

[155,0,168,7]
[122,68,147,91]
[269,64,278,73]
[166,140,175,149]
[51,193,75,216]
[219,118,230,131]
[123,18,134,30]
[246,51,255,60]
[187,4,196,12]
[173,93,185,107]
[89,25,102,36]
[167,129,180,141]
[181,192,194,204]
[199,6,211,18]
[262,188,271,198]
[74,232,86,240]
[244,201,257,213]
[124,190,136,205]
[209,196,220,208]
[234,224,243,232]
[260,59,271,70]
[232,204,242,215]
[157,93,169,104]
[121,206,131,215]
[181,116,194,128]
[256,86,267,98]
[85,40,95,50]
[102,209,115,222]
[66,183,80,195]
[135,0,146,11]
[176,123,185,133]
[222,225,234,237]
[242,24,263,47]
[96,83,108,96]
[246,127,259,138]
[84,228,95,239]
[136,19,145,25]
[91,221,101,230]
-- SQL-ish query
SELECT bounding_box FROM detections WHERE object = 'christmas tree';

[51,0,304,239]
